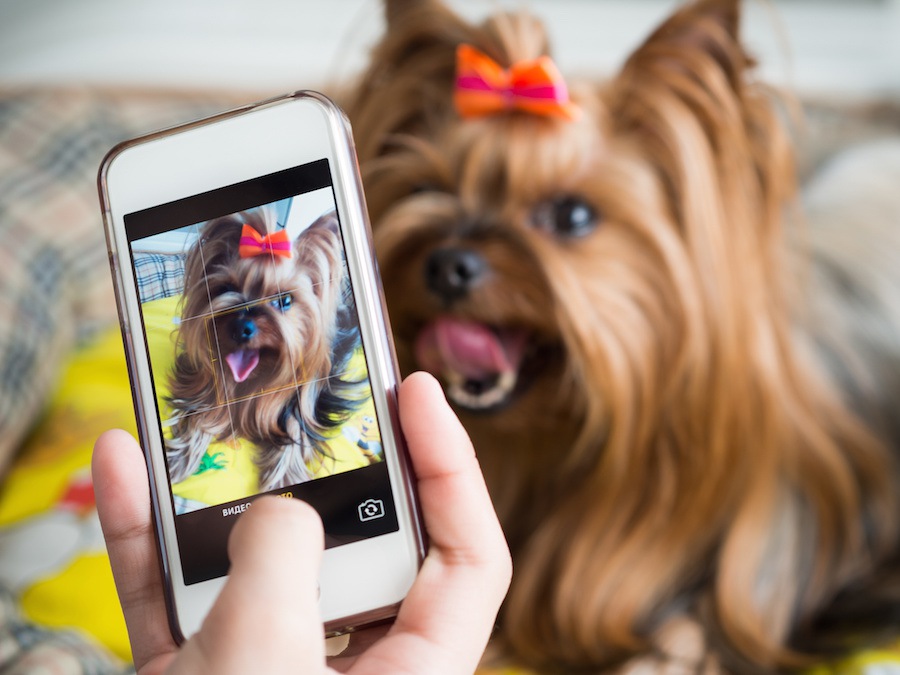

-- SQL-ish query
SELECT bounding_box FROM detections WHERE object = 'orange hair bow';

[238,225,292,259]
[453,44,581,121]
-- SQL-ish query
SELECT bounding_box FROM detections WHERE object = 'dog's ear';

[612,0,749,125]
[310,211,339,235]
[631,0,742,80]
[607,0,795,219]
[294,213,343,297]
[343,0,471,161]
[383,0,440,27]
[186,217,241,277]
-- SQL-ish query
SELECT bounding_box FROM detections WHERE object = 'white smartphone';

[98,91,425,641]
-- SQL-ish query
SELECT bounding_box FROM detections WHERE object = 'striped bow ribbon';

[453,44,581,121]
[238,225,292,259]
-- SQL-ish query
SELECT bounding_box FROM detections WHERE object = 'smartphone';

[98,91,425,641]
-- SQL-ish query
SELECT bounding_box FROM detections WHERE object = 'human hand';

[92,371,512,674]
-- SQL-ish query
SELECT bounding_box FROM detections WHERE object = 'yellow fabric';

[0,327,133,661]
[806,639,900,675]
[141,295,379,510]
[21,553,127,658]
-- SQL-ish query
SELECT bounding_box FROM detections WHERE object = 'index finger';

[92,429,178,671]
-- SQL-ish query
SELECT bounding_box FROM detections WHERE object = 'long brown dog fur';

[343,0,900,672]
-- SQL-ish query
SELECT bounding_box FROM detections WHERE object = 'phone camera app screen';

[125,160,399,584]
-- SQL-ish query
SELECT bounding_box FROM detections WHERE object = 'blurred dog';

[345,0,900,671]
[166,207,363,492]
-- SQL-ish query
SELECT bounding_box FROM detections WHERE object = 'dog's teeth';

[497,370,515,393]
[445,369,518,410]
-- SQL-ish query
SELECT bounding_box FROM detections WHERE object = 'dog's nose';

[424,247,486,303]
[232,316,258,343]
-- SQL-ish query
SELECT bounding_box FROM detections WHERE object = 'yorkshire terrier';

[166,207,364,493]
[345,0,900,671]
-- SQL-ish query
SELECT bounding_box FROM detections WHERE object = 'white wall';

[0,0,898,99]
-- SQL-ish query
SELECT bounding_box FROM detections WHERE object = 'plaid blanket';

[0,87,239,471]
[0,585,128,675]
[133,251,186,303]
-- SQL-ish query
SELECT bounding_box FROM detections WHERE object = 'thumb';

[172,497,327,675]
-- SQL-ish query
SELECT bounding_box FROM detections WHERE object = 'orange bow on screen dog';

[345,0,900,671]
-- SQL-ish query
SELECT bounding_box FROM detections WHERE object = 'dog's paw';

[618,619,719,675]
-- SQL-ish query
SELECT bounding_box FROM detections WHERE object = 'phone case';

[98,91,426,640]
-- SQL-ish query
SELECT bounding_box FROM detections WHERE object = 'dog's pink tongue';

[225,349,260,383]
[415,317,525,380]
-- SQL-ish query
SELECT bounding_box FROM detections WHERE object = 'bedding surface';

[2,86,900,674]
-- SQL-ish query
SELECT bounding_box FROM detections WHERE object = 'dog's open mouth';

[225,348,260,383]
[414,317,529,411]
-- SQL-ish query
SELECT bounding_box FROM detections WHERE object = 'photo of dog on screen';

[132,199,378,513]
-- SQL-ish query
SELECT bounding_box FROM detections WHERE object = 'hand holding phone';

[93,373,512,673]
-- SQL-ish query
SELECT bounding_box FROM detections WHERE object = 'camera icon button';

[358,498,385,522]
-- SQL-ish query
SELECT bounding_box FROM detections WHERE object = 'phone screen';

[124,158,399,585]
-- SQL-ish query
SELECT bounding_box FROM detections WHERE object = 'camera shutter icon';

[358,498,385,522]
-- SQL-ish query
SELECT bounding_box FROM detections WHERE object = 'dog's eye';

[270,293,293,311]
[531,196,599,238]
